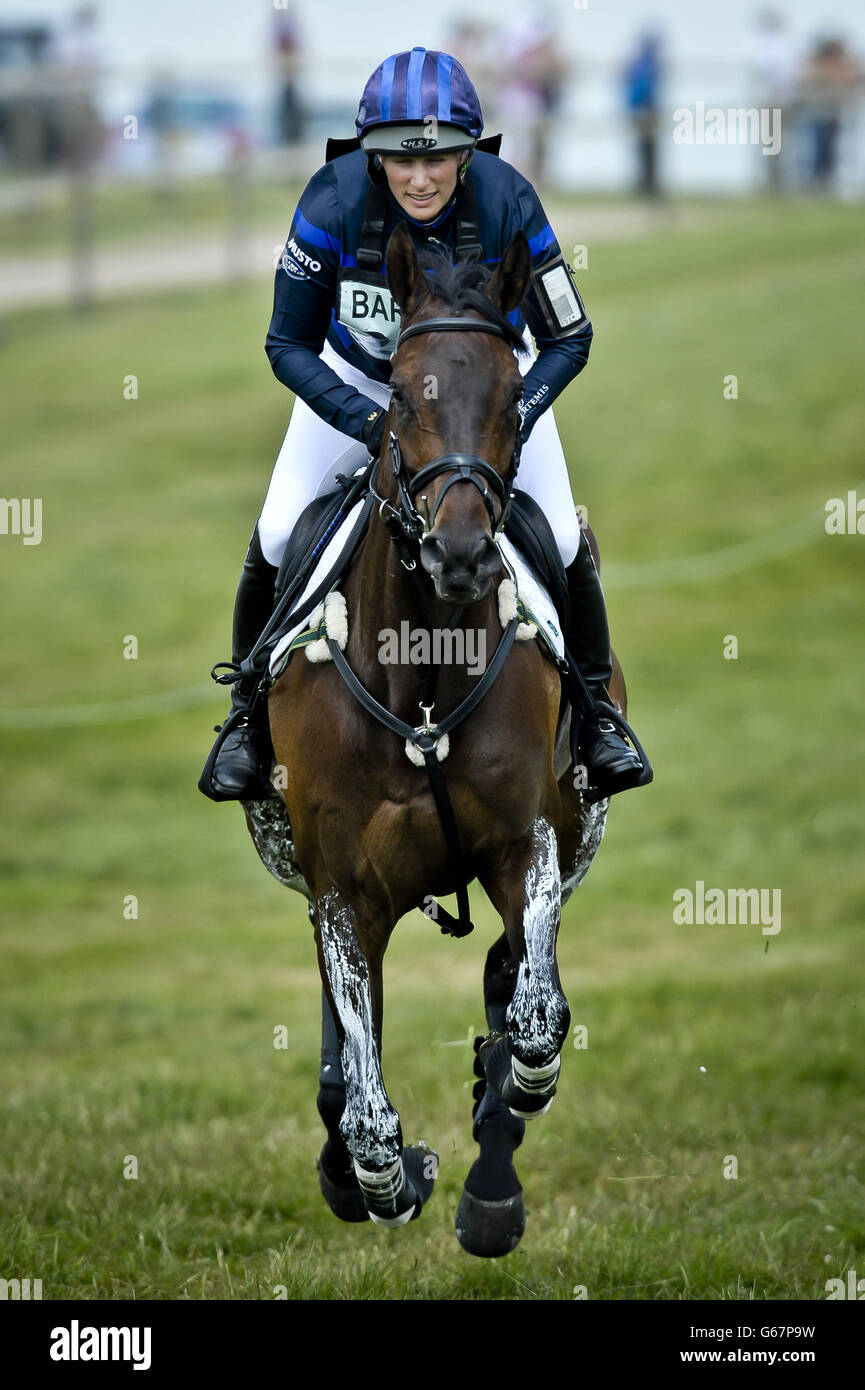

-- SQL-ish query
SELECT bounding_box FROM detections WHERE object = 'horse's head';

[385,222,532,605]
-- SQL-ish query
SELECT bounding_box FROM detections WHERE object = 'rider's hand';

[362,407,388,459]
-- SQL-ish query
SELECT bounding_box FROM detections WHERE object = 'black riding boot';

[205,526,279,801]
[565,529,644,798]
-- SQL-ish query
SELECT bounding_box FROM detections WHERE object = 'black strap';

[212,462,377,691]
[453,168,482,260]
[324,615,520,937]
[356,182,389,270]
[422,749,474,938]
[396,317,510,347]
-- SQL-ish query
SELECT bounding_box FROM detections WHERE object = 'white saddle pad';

[269,516,565,675]
[497,535,565,660]
[269,496,367,674]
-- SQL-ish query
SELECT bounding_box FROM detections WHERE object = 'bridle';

[374,315,523,567]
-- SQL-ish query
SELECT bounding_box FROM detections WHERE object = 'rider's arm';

[265,166,384,443]
[504,179,593,440]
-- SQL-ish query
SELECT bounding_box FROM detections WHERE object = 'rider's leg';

[515,358,643,796]
[207,354,392,800]
[207,526,280,800]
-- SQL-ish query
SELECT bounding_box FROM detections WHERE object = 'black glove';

[361,406,388,458]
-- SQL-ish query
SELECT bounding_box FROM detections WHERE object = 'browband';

[396,316,511,349]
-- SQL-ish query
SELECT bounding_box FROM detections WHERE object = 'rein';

[333,313,525,938]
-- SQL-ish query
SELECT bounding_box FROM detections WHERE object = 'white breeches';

[257,335,582,569]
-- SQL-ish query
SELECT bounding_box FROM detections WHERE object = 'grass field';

[1,195,863,1300]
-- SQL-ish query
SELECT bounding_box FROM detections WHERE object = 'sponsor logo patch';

[400,136,437,150]
[281,236,322,278]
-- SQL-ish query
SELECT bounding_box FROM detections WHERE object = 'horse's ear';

[487,231,532,314]
[386,222,429,314]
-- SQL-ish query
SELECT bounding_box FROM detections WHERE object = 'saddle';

[259,473,570,686]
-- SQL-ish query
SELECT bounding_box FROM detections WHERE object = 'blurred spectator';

[623,31,663,199]
[146,68,182,197]
[49,4,102,171]
[746,10,794,193]
[498,9,570,184]
[272,4,305,147]
[445,19,498,123]
[796,36,863,193]
[0,22,57,169]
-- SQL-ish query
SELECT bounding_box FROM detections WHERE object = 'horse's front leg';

[480,815,570,1118]
[314,884,436,1226]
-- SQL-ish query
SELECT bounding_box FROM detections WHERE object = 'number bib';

[337,267,402,360]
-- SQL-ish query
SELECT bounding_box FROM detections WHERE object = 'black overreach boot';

[565,529,645,798]
[201,526,279,801]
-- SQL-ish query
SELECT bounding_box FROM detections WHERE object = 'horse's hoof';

[317,1156,369,1223]
[403,1143,439,1220]
[455,1187,526,1258]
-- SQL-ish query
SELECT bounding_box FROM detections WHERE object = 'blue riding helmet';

[356,47,483,154]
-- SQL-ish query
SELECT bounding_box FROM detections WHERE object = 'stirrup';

[198,704,273,802]
[564,651,653,802]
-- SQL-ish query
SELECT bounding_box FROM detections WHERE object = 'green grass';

[1,196,863,1299]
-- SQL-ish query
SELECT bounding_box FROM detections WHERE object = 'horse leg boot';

[207,527,278,800]
[566,528,644,798]
[456,934,527,1258]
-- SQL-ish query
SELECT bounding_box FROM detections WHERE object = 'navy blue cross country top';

[265,147,593,444]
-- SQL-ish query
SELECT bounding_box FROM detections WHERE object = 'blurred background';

[0,0,864,307]
[1,1,863,1301]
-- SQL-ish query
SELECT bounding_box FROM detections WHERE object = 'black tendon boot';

[565,529,645,798]
[200,527,279,801]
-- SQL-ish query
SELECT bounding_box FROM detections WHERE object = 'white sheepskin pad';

[305,590,348,663]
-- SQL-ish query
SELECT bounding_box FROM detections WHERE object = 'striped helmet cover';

[356,47,484,141]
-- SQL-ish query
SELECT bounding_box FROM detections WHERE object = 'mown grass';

[1,195,863,1298]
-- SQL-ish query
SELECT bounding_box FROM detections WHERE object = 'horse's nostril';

[469,535,501,574]
[420,534,448,570]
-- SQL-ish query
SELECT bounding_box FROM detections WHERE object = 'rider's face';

[379,152,463,221]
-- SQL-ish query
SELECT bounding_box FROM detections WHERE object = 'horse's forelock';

[412,249,529,356]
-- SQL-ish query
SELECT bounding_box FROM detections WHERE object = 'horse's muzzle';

[420,531,502,604]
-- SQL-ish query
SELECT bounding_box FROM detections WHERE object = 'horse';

[242,222,622,1256]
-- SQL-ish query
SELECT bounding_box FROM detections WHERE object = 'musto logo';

[281,237,322,279]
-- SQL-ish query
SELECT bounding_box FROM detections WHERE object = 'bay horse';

[243,222,621,1256]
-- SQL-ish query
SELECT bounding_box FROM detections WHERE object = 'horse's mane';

[414,249,530,356]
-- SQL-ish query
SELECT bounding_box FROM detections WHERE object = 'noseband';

[378,316,523,562]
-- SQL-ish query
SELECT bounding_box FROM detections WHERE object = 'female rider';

[203,47,644,801]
